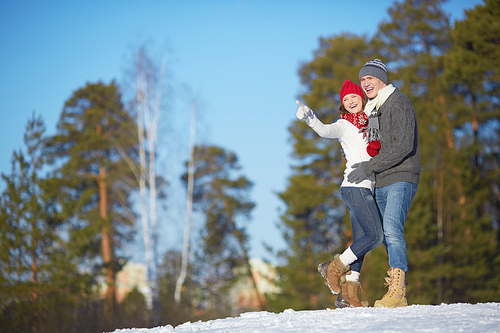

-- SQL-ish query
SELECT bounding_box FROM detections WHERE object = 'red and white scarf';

[341,112,380,157]
[340,112,368,129]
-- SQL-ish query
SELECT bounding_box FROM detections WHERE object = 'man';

[347,59,420,308]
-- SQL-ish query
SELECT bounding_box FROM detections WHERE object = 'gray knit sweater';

[362,89,420,187]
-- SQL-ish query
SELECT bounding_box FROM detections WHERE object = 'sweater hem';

[375,173,419,188]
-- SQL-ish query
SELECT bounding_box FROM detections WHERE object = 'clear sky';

[0,0,481,263]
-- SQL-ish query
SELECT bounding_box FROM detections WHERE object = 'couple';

[296,59,420,308]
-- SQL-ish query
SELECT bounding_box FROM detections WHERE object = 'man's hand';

[295,100,313,120]
[348,162,369,184]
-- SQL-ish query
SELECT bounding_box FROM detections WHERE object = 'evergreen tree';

[373,0,456,304]
[183,145,256,318]
[274,0,500,307]
[44,81,139,328]
[442,0,500,302]
[0,113,50,314]
[0,113,95,332]
[267,34,377,312]
[158,250,196,327]
[117,286,150,329]
[374,0,500,303]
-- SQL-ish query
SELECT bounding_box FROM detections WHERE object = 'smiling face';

[342,93,364,114]
[360,75,387,99]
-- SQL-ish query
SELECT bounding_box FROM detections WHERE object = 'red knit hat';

[340,80,365,102]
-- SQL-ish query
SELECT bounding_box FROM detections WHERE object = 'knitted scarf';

[341,112,380,157]
[361,84,396,143]
[340,112,368,129]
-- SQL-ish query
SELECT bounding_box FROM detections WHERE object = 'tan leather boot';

[374,267,408,308]
[335,281,369,308]
[317,254,350,295]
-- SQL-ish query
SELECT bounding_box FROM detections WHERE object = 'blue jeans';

[341,187,384,273]
[375,182,418,273]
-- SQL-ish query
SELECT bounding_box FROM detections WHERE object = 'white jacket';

[307,114,375,191]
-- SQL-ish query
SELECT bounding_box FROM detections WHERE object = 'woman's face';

[342,93,364,114]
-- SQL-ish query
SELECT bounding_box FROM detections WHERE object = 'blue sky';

[0,0,481,263]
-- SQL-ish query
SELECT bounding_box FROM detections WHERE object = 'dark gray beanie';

[359,59,388,84]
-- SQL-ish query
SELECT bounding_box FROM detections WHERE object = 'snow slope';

[110,303,500,333]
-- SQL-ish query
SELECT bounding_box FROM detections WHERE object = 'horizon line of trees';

[1,0,499,332]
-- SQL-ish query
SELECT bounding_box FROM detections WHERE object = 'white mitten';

[295,100,314,121]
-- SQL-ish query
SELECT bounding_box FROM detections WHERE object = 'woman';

[295,80,383,308]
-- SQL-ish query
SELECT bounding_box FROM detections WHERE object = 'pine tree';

[267,34,378,311]
[374,0,500,303]
[44,81,139,327]
[0,113,95,332]
[117,286,150,329]
[373,0,455,304]
[442,0,500,302]
[183,145,256,318]
[273,0,500,307]
[158,250,196,327]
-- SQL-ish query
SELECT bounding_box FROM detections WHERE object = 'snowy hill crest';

[111,303,500,333]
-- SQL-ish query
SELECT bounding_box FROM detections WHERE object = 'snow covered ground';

[110,303,500,333]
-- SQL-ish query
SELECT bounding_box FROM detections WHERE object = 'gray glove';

[348,162,369,184]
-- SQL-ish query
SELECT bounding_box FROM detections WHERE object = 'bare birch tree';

[128,45,169,321]
[174,100,197,304]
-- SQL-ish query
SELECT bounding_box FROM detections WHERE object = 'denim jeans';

[375,181,418,273]
[341,187,384,273]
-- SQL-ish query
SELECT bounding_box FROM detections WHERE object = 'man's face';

[360,75,387,99]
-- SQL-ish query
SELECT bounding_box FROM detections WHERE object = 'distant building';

[229,258,279,315]
[115,262,151,307]
[103,259,278,314]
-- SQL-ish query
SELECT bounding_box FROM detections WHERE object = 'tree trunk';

[244,254,265,310]
[31,226,38,333]
[99,165,115,325]
[307,244,317,308]
[175,101,196,304]
[224,193,264,310]
[137,77,152,309]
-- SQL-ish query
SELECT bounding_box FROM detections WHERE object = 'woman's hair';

[339,95,367,114]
